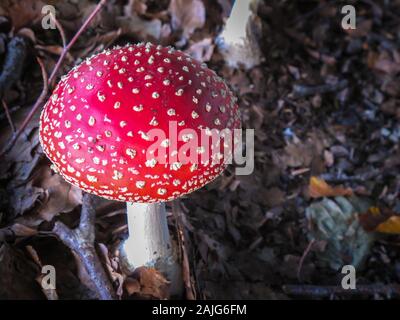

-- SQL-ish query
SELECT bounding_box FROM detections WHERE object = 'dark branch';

[53,193,115,300]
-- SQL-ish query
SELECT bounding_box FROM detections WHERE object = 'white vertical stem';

[122,202,182,295]
[220,0,252,47]
[124,202,171,268]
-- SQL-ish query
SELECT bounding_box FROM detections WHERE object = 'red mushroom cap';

[39,43,240,202]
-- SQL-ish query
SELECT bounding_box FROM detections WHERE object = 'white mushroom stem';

[124,202,171,268]
[218,0,262,69]
[122,202,182,294]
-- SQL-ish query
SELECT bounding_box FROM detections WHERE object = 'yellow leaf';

[369,207,381,216]
[309,176,353,199]
[376,216,400,234]
[362,207,400,234]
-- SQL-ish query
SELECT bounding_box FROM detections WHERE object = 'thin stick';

[1,0,107,156]
[297,239,315,282]
[48,0,107,84]
[50,12,67,48]
[2,99,15,132]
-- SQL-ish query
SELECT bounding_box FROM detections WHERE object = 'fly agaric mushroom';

[39,42,240,291]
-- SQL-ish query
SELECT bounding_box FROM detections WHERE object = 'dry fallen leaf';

[0,0,46,30]
[0,127,40,181]
[186,38,215,62]
[0,244,42,299]
[306,196,374,270]
[26,245,59,300]
[367,50,400,75]
[263,187,285,207]
[363,207,400,234]
[8,184,43,218]
[98,243,125,298]
[309,176,353,198]
[33,165,82,221]
[11,223,37,237]
[116,15,162,40]
[273,142,314,168]
[376,216,400,234]
[132,267,170,299]
[124,277,141,296]
[345,19,372,38]
[169,0,206,39]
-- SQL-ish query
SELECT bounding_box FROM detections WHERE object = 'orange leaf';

[376,216,400,234]
[309,176,353,198]
[132,267,170,299]
[359,206,399,232]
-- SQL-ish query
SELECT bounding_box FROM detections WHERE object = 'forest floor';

[0,0,399,300]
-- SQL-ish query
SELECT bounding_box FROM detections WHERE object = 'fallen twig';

[297,239,315,282]
[48,0,106,84]
[319,169,382,183]
[53,193,116,300]
[293,80,348,97]
[283,284,400,298]
[1,0,107,156]
[2,100,15,132]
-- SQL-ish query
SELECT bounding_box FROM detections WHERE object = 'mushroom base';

[121,202,182,296]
